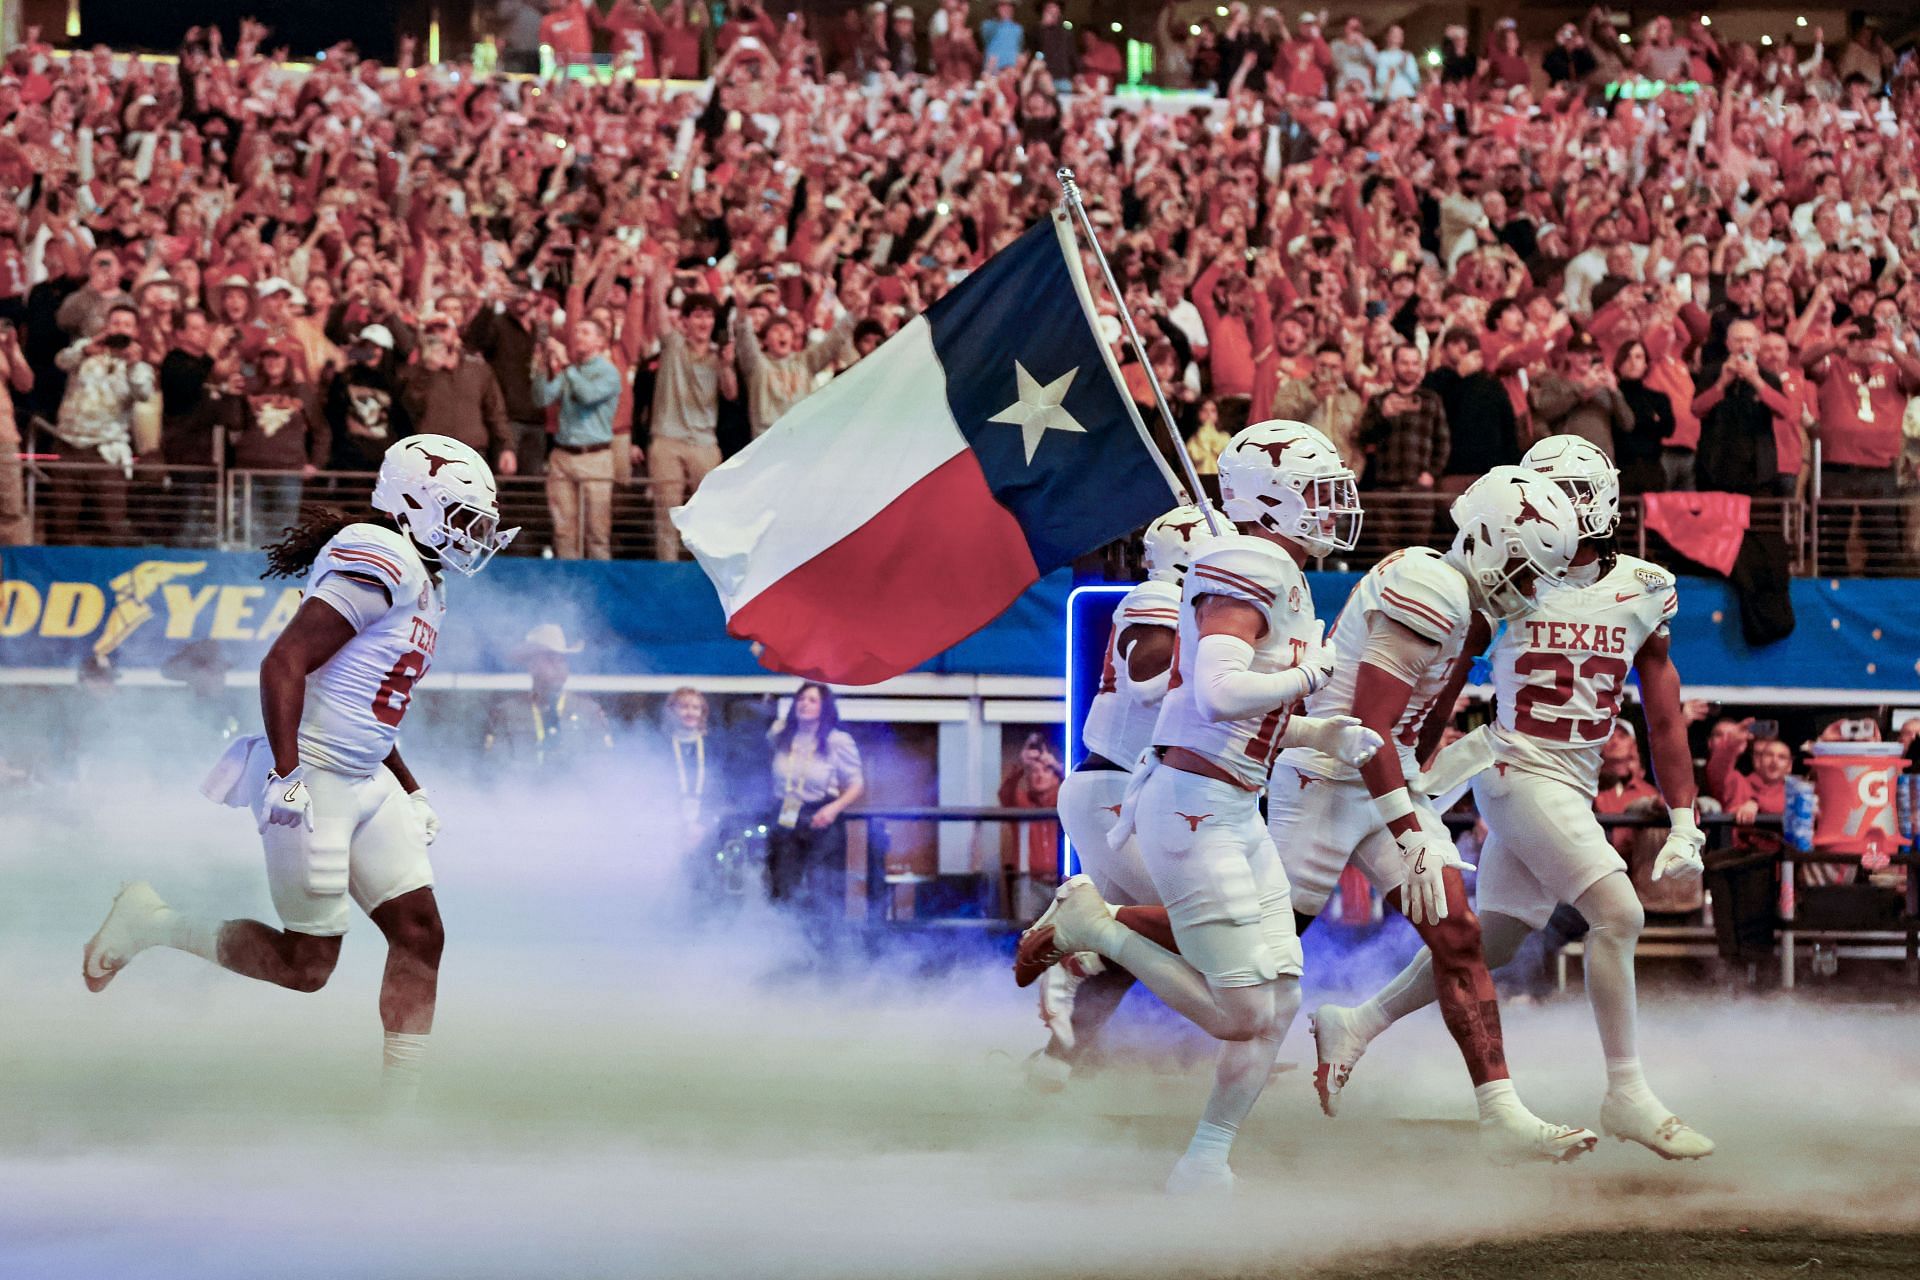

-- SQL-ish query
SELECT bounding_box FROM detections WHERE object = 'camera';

[100,333,133,352]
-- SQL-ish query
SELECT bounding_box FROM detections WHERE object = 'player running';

[1018,420,1384,1194]
[1021,503,1227,1091]
[82,435,518,1108]
[1312,436,1713,1160]
[1271,465,1599,1163]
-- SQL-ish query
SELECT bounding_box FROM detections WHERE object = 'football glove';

[1286,714,1385,768]
[410,790,441,847]
[1395,827,1474,926]
[1652,807,1706,881]
[1297,634,1338,696]
[261,766,313,832]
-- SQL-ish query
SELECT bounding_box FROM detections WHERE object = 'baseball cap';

[357,324,395,350]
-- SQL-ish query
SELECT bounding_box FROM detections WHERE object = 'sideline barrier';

[841,806,1919,992]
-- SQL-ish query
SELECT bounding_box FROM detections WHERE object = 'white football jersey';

[1487,553,1677,795]
[1284,546,1473,782]
[1082,579,1181,766]
[1153,536,1320,790]
[299,523,446,777]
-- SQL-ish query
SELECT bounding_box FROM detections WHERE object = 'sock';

[1350,996,1392,1043]
[1181,1119,1237,1168]
[1474,1078,1524,1124]
[161,910,223,964]
[382,1032,429,1110]
[1606,1056,1654,1106]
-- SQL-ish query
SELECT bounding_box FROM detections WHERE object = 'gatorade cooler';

[1808,742,1909,856]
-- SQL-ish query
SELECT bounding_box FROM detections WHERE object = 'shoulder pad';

[1375,548,1471,643]
[1115,580,1181,630]
[1187,539,1302,622]
[313,523,426,600]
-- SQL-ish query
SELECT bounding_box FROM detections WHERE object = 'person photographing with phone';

[49,302,156,543]
[1690,319,1782,497]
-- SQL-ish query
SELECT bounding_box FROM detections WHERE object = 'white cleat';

[1310,1005,1370,1118]
[1023,1049,1072,1095]
[1480,1112,1600,1166]
[1164,1157,1236,1197]
[82,881,171,993]
[1014,876,1115,987]
[1601,1094,1716,1161]
[1028,875,1118,959]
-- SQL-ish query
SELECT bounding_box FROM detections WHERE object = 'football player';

[1271,465,1600,1163]
[1313,437,1713,1160]
[1019,503,1228,1092]
[1018,421,1383,1194]
[83,435,518,1108]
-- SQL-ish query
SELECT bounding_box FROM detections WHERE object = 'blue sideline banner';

[0,545,1074,679]
[1064,575,1920,717]
[3,546,1917,695]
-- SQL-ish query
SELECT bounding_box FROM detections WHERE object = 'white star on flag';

[988,361,1086,464]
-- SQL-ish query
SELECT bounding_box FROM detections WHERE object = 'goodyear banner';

[0,545,1075,678]
[4,546,1918,692]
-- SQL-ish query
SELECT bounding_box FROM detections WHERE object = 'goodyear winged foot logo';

[1,555,304,656]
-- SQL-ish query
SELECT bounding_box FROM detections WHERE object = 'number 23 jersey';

[1487,554,1676,796]
[300,523,446,778]
[1152,536,1319,790]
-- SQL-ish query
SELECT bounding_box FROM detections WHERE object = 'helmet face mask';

[372,435,519,576]
[1522,434,1620,540]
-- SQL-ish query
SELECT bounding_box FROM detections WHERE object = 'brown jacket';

[399,353,511,459]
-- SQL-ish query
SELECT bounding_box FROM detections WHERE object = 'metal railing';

[11,453,1920,575]
[9,457,665,559]
[226,468,666,561]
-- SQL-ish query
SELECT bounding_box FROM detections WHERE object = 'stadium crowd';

[1,6,1919,566]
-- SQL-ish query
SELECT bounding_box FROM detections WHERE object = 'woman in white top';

[765,683,866,938]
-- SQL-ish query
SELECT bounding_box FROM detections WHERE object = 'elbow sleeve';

[1192,633,1312,723]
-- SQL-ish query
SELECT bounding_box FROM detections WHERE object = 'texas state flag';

[673,210,1181,685]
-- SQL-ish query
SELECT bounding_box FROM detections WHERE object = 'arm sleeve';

[1191,633,1315,723]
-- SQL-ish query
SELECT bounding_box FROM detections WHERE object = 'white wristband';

[1374,787,1416,825]
[1668,806,1702,839]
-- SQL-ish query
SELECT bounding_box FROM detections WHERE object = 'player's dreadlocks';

[1589,529,1620,579]
[260,505,383,580]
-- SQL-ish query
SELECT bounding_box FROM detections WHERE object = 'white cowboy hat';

[513,623,584,662]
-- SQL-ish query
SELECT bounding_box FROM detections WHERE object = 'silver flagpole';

[1056,167,1222,538]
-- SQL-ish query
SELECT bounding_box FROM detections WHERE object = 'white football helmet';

[1447,465,1580,621]
[371,435,520,576]
[1217,419,1362,556]
[1141,502,1230,583]
[1522,434,1620,539]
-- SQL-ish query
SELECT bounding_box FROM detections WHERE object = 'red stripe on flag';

[726,452,1040,685]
